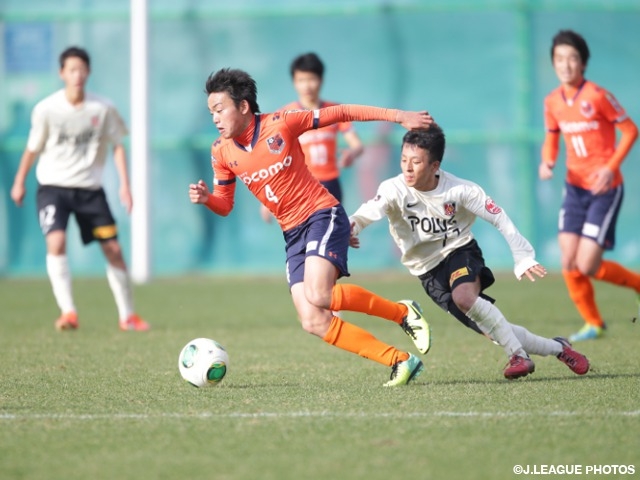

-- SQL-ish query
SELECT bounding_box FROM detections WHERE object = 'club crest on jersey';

[266,133,285,154]
[91,115,100,127]
[485,198,502,215]
[580,100,595,119]
[443,202,457,216]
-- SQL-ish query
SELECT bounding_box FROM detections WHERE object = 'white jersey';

[350,170,538,279]
[27,89,128,189]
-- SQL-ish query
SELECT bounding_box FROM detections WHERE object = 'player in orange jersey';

[539,30,639,342]
[260,53,363,222]
[189,68,433,386]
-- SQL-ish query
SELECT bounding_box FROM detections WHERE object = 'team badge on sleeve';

[443,201,457,216]
[485,198,502,214]
[266,133,285,154]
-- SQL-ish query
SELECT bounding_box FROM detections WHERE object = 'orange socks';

[593,260,640,292]
[322,316,409,367]
[330,284,406,324]
[562,269,604,327]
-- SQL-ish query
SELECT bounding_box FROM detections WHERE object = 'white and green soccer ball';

[178,338,229,388]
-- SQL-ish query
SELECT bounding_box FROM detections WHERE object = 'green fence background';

[1,0,639,277]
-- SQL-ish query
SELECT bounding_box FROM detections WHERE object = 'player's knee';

[576,260,599,277]
[303,285,331,310]
[299,315,330,337]
[451,289,476,313]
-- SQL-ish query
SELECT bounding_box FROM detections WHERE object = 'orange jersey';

[282,100,354,181]
[209,105,397,231]
[544,80,628,189]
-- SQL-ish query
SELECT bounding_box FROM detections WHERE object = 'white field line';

[0,410,639,421]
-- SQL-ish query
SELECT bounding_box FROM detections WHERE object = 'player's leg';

[286,206,422,385]
[304,205,430,354]
[558,184,605,341]
[446,241,534,379]
[76,188,148,331]
[575,184,640,317]
[294,263,422,387]
[37,186,77,330]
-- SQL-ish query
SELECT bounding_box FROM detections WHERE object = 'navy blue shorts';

[559,182,623,250]
[283,204,351,287]
[36,185,117,245]
[320,178,343,203]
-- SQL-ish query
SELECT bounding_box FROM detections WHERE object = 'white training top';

[350,170,539,279]
[27,89,128,189]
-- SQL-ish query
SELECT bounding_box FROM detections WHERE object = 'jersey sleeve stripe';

[312,109,320,129]
[547,128,560,133]
[214,178,236,186]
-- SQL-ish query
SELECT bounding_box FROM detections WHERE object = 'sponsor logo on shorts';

[443,201,456,216]
[450,267,469,283]
[93,225,117,239]
[485,198,502,215]
[266,133,285,154]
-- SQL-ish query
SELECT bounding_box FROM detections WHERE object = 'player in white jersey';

[349,126,589,379]
[10,46,149,332]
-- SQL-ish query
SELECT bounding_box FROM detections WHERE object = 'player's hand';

[120,185,133,214]
[520,263,547,282]
[538,162,554,181]
[189,179,210,204]
[10,183,26,207]
[338,148,362,168]
[397,110,434,131]
[259,204,273,223]
[349,222,360,248]
[590,166,614,195]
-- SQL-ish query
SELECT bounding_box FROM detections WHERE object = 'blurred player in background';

[260,52,363,222]
[350,127,589,379]
[539,30,639,342]
[190,68,432,386]
[10,46,149,332]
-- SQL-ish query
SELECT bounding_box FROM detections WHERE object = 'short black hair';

[290,53,324,79]
[59,46,90,69]
[402,126,445,164]
[205,68,260,114]
[551,30,590,67]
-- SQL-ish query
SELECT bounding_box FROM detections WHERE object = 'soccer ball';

[178,338,229,388]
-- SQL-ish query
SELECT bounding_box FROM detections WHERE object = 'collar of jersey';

[233,114,261,151]
[561,79,587,106]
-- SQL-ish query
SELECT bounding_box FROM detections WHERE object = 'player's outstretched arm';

[302,105,434,133]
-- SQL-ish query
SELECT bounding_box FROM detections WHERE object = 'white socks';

[106,264,134,321]
[510,324,562,357]
[466,297,528,358]
[46,254,76,314]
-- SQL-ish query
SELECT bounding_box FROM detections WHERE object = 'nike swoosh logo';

[406,202,419,208]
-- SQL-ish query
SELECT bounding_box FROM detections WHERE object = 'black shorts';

[418,239,495,335]
[36,185,118,245]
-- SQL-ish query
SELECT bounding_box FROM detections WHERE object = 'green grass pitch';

[1,273,638,479]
